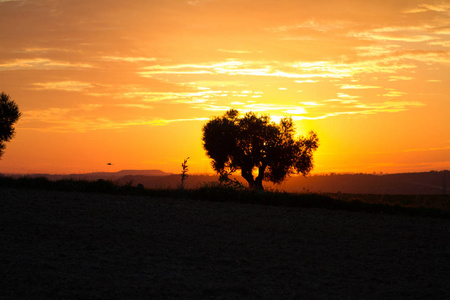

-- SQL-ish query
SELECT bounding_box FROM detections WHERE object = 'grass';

[0,175,449,219]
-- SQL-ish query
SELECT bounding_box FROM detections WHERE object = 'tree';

[202,109,319,190]
[0,92,21,159]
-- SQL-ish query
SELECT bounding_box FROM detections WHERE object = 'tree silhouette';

[202,109,319,190]
[0,92,21,159]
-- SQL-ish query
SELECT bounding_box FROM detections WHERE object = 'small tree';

[0,92,21,159]
[202,109,319,190]
[180,157,189,189]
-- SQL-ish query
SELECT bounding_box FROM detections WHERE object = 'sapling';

[180,157,189,189]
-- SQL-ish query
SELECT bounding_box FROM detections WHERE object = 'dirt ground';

[1,187,449,299]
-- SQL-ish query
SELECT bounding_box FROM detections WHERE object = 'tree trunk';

[241,166,265,190]
[254,165,266,190]
[253,180,264,190]
[241,167,255,189]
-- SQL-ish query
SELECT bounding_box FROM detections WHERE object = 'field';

[1,179,450,299]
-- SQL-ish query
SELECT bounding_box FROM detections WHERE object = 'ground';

[1,187,449,299]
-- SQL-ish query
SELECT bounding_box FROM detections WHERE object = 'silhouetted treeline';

[115,171,449,194]
[280,171,449,194]
[5,170,448,195]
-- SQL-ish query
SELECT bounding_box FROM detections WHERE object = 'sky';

[0,0,449,175]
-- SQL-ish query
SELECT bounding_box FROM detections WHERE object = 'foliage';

[0,92,21,159]
[202,109,319,190]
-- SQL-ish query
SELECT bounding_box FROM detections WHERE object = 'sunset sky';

[0,0,449,175]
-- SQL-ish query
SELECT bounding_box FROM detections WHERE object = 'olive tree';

[202,109,319,190]
[0,92,21,159]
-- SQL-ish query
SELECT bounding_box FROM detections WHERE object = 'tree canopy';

[0,92,21,159]
[202,109,319,190]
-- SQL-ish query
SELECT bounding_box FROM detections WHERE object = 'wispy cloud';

[0,58,92,70]
[382,89,407,97]
[140,60,355,80]
[389,76,414,81]
[324,99,357,104]
[20,47,69,53]
[32,81,94,92]
[337,93,360,100]
[350,31,435,43]
[217,49,254,54]
[354,101,424,112]
[116,104,154,109]
[403,145,450,152]
[20,105,209,132]
[339,84,381,89]
[404,3,450,13]
[266,20,353,33]
[101,56,157,62]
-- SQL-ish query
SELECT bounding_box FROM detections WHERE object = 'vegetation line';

[0,175,449,219]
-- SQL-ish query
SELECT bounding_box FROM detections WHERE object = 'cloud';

[389,76,414,81]
[116,104,154,109]
[0,58,92,71]
[404,3,450,13]
[139,54,432,89]
[429,40,450,48]
[406,50,450,63]
[351,49,450,75]
[356,45,402,57]
[101,56,157,62]
[123,90,231,103]
[217,49,253,54]
[321,97,424,117]
[382,89,407,97]
[354,101,424,112]
[140,60,354,80]
[22,108,71,123]
[403,145,450,152]
[32,81,94,92]
[351,31,435,43]
[284,108,307,114]
[192,96,425,122]
[339,84,381,89]
[198,102,313,114]
[266,20,352,33]
[337,93,360,100]
[434,28,450,35]
[20,105,209,132]
[300,102,323,106]
[295,79,318,83]
[324,99,357,104]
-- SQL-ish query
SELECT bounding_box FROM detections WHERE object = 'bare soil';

[1,187,449,299]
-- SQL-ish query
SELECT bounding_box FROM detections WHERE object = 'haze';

[0,0,449,174]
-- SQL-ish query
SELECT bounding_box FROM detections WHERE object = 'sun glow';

[0,0,449,174]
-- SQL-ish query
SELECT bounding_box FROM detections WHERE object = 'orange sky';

[0,0,449,175]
